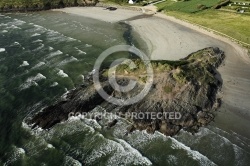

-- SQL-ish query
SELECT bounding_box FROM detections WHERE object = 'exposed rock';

[107,119,118,128]
[27,47,225,137]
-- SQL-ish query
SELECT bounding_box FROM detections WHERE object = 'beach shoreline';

[52,6,250,137]
[52,7,249,61]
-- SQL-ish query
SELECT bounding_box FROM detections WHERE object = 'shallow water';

[0,12,249,166]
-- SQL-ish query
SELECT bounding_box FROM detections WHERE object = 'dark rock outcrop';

[107,119,118,128]
[27,47,225,136]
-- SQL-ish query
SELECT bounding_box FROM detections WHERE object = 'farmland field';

[156,0,221,13]
[156,0,250,45]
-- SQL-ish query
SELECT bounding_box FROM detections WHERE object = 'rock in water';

[28,47,225,136]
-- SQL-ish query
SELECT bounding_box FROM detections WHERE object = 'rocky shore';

[27,47,225,136]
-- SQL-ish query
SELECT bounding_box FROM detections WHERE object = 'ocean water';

[0,12,250,166]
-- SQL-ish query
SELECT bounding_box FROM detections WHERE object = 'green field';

[156,0,221,13]
[156,0,250,46]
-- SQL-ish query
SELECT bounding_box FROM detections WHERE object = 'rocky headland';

[28,47,225,136]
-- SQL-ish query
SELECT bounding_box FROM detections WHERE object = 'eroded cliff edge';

[27,47,225,136]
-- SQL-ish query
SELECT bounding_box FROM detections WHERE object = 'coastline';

[1,8,250,165]
[52,6,250,137]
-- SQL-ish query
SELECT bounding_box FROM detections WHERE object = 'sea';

[0,11,250,166]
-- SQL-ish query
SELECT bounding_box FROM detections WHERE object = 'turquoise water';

[0,12,250,166]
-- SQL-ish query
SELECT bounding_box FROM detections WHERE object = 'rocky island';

[28,47,225,136]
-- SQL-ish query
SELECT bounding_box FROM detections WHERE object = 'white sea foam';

[14,41,20,44]
[2,30,8,33]
[46,50,63,59]
[85,44,92,47]
[67,37,77,41]
[57,70,68,78]
[34,24,43,28]
[85,138,152,166]
[57,56,78,66]
[232,144,250,166]
[50,82,59,87]
[82,118,102,130]
[48,46,54,51]
[170,137,216,165]
[33,44,44,51]
[31,62,45,70]
[20,81,38,91]
[46,30,67,43]
[64,156,82,166]
[109,139,152,165]
[19,73,46,90]
[19,61,29,67]
[80,75,85,82]
[18,148,25,154]
[75,47,86,55]
[61,89,70,100]
[78,50,87,55]
[167,155,178,164]
[22,122,31,130]
[32,39,43,43]
[0,48,5,52]
[26,24,47,34]
[47,144,54,149]
[30,126,44,135]
[10,42,21,47]
[49,36,67,43]
[47,30,60,36]
[7,25,21,29]
[13,19,26,26]
[46,118,96,138]
[4,147,25,165]
[31,33,41,37]
[0,23,7,27]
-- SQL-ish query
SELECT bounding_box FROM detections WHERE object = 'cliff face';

[0,0,98,12]
[27,47,225,136]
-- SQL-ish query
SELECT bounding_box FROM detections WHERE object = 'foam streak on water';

[170,137,217,166]
[19,73,46,90]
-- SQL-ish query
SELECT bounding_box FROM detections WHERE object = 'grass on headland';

[103,48,221,85]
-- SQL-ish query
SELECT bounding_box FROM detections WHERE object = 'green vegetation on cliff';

[0,0,97,11]
[107,47,224,86]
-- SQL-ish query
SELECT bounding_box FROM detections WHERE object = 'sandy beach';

[53,6,250,137]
